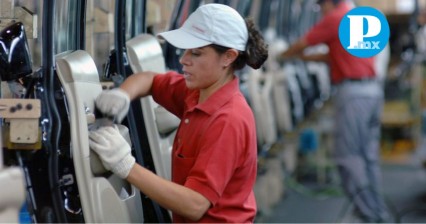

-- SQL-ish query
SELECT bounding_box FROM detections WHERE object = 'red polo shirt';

[304,2,375,84]
[151,71,258,223]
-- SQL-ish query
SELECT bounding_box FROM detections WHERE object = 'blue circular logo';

[338,6,390,58]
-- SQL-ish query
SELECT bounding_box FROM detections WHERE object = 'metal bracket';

[0,99,41,149]
[101,81,115,90]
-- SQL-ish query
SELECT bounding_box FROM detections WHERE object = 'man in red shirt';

[88,3,268,223]
[280,0,391,222]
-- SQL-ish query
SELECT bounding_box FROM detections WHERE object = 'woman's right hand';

[95,88,130,123]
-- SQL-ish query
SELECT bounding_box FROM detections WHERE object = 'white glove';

[89,125,135,179]
[95,88,130,123]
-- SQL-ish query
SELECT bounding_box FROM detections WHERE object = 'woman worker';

[88,3,268,223]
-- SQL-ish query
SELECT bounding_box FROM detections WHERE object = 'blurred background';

[1,0,426,223]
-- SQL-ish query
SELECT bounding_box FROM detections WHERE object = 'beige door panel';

[55,50,143,223]
[247,68,278,146]
[0,166,26,223]
[126,34,180,181]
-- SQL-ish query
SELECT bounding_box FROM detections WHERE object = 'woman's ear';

[222,49,239,67]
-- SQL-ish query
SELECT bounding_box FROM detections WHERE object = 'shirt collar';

[185,77,240,115]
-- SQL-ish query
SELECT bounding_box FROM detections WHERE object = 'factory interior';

[1,0,426,223]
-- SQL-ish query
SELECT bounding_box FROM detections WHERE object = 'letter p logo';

[347,15,381,49]
[339,7,389,58]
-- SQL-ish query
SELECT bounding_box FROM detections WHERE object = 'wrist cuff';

[112,154,136,179]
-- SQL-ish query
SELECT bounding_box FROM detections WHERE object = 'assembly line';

[1,0,426,223]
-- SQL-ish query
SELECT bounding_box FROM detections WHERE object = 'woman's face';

[179,46,231,90]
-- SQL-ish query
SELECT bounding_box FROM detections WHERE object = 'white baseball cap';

[157,3,248,51]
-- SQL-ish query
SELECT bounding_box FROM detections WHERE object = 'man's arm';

[280,38,309,59]
[300,53,329,62]
[280,38,329,63]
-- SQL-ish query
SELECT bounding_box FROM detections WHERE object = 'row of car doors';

[0,0,184,222]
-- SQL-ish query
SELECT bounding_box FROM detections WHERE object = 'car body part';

[55,50,144,223]
[126,33,180,182]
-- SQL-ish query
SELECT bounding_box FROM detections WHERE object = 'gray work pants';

[333,80,390,221]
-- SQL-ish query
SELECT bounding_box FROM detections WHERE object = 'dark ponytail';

[243,18,268,69]
[211,18,268,70]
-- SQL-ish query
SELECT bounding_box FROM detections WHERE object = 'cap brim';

[157,28,212,49]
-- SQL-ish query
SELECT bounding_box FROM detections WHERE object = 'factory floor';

[256,137,426,223]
